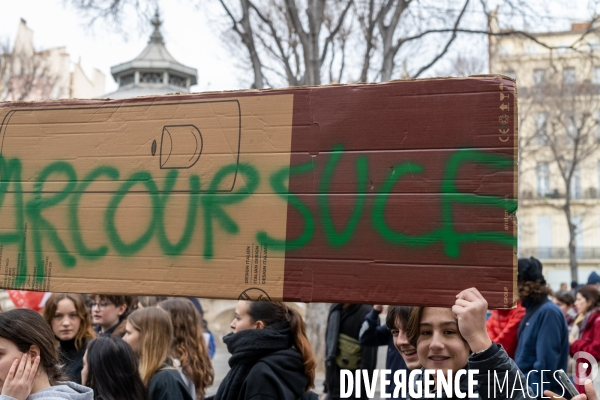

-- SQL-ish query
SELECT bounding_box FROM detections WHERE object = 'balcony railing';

[519,247,600,259]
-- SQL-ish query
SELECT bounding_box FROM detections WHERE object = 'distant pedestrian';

[553,291,577,329]
[124,307,192,400]
[587,272,600,290]
[0,308,93,399]
[570,285,600,394]
[82,336,148,400]
[43,293,96,384]
[485,299,525,358]
[322,304,377,400]
[514,257,569,397]
[209,301,317,400]
[90,294,137,337]
[159,298,215,399]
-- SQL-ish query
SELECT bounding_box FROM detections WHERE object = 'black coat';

[59,339,86,384]
[237,348,308,400]
[149,367,193,400]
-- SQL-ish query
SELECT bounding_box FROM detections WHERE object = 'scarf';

[211,322,293,400]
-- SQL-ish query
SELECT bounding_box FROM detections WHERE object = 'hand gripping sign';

[0,76,517,307]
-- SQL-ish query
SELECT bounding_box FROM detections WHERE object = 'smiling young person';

[209,300,317,400]
[386,306,421,371]
[89,295,137,337]
[405,288,534,400]
[42,293,96,384]
[0,308,93,400]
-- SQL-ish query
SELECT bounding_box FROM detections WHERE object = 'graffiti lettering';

[0,146,517,286]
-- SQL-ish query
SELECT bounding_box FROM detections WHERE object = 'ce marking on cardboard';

[498,84,510,142]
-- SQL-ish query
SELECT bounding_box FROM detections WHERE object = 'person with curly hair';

[514,257,569,397]
[159,298,214,399]
[42,293,96,384]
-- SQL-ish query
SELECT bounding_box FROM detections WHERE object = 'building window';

[563,67,576,85]
[533,69,546,86]
[503,70,516,80]
[594,67,600,84]
[120,74,134,87]
[537,215,552,259]
[140,72,163,84]
[168,74,186,88]
[534,112,547,145]
[537,162,550,197]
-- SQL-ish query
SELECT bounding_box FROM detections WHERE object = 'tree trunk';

[305,302,329,374]
[563,201,579,283]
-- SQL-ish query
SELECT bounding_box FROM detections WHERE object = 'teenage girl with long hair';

[159,298,214,399]
[82,336,148,400]
[210,300,317,400]
[0,308,93,399]
[42,293,96,384]
[124,307,192,400]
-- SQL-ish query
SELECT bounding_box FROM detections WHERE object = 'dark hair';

[159,298,214,397]
[554,292,575,306]
[385,306,413,331]
[577,285,600,311]
[572,281,579,289]
[518,280,552,302]
[246,301,316,390]
[0,309,66,385]
[91,295,138,321]
[85,336,148,400]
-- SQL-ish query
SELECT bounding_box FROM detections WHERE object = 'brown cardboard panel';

[0,76,517,308]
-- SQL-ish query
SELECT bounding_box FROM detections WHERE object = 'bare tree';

[0,39,61,101]
[519,61,600,283]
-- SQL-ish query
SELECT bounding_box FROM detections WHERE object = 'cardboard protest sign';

[0,76,517,308]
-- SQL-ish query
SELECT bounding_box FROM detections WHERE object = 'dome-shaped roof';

[106,10,197,98]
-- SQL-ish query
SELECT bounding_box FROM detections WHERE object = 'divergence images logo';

[573,351,599,385]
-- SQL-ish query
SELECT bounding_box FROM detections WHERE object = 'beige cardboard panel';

[0,95,294,300]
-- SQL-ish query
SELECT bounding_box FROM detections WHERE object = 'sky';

[0,0,240,94]
[0,0,596,96]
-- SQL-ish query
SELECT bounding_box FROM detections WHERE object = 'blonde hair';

[43,293,96,350]
[159,298,214,397]
[127,307,173,385]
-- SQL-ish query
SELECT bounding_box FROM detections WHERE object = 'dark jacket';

[359,308,407,398]
[408,343,536,400]
[149,367,193,400]
[324,304,378,400]
[59,339,87,384]
[237,348,308,400]
[514,298,569,396]
[94,319,126,337]
[570,309,600,393]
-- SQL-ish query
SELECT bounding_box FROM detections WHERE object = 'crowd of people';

[0,258,599,400]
